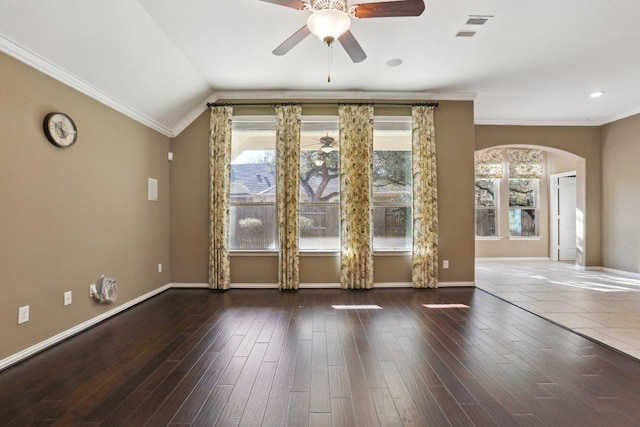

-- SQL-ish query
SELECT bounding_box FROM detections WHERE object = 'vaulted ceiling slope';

[2,0,640,137]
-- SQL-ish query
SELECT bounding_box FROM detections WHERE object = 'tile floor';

[475,259,640,360]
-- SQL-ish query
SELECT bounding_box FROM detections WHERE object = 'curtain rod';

[206,101,439,108]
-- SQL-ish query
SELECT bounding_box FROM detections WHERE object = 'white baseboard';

[375,282,413,288]
[170,283,209,288]
[230,283,279,289]
[602,267,640,279]
[299,283,341,289]
[438,281,476,287]
[0,284,171,372]
[574,265,603,271]
[476,257,550,261]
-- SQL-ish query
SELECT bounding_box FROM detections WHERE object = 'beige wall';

[601,114,640,273]
[475,152,550,258]
[170,101,476,285]
[0,52,171,360]
[475,150,581,259]
[475,125,602,267]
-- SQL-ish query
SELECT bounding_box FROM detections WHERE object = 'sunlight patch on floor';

[331,304,382,310]
[423,303,469,309]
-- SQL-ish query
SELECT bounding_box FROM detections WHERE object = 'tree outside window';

[372,118,412,250]
[299,118,340,250]
[509,178,539,237]
[475,178,499,237]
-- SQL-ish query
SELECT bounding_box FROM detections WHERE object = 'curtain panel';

[209,106,232,290]
[339,105,374,289]
[411,105,438,288]
[275,105,302,290]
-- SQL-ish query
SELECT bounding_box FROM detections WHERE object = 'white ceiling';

[1,0,640,137]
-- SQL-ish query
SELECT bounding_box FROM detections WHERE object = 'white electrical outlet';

[158,263,163,273]
[89,284,97,298]
[18,305,29,324]
[64,291,72,306]
[443,260,449,269]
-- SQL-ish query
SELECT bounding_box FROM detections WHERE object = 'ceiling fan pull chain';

[327,43,332,83]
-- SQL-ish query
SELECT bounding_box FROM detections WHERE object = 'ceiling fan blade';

[338,30,367,63]
[259,0,307,10]
[273,25,312,56]
[353,0,425,18]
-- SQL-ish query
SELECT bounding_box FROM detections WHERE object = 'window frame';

[508,178,540,238]
[372,116,413,252]
[475,178,500,239]
[299,116,341,253]
[228,116,278,252]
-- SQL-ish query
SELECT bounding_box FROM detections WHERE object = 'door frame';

[549,171,577,261]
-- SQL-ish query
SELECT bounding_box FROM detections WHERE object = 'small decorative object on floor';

[91,275,118,303]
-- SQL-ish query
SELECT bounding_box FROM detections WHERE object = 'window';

[229,117,277,250]
[509,178,539,237]
[373,118,412,250]
[299,117,340,251]
[475,178,499,237]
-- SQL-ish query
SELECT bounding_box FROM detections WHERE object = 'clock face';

[44,112,77,148]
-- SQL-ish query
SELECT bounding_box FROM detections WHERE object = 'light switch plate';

[64,291,72,306]
[148,178,158,201]
[18,305,29,324]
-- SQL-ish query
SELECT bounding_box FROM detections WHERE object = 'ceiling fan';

[260,0,426,63]
[303,134,338,153]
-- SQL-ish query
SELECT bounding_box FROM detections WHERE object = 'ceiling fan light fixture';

[307,8,351,44]
[320,145,334,153]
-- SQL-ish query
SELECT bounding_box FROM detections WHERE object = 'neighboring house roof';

[230,162,410,199]
[230,163,275,195]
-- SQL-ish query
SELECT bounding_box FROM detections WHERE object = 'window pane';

[300,117,340,250]
[230,205,277,250]
[373,206,412,249]
[509,179,536,207]
[475,179,496,207]
[476,209,498,237]
[373,117,412,250]
[230,117,277,250]
[299,204,340,250]
[373,151,411,203]
[509,209,537,237]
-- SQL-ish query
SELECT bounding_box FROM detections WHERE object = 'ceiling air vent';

[456,14,493,38]
[466,16,489,26]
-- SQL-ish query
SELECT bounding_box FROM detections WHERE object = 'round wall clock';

[43,112,78,148]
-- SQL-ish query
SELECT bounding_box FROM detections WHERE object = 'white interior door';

[558,176,577,261]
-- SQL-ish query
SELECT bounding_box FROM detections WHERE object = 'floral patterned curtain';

[339,104,374,289]
[475,148,504,179]
[508,149,543,179]
[411,105,438,288]
[275,105,301,290]
[209,106,232,290]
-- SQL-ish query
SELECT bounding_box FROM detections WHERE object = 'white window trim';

[475,178,500,239]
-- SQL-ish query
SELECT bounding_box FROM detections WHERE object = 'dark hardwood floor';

[2,288,640,426]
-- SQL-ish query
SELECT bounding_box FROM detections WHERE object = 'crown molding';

[0,33,174,137]
[170,90,477,137]
[603,106,640,126]
[209,90,477,102]
[475,119,604,127]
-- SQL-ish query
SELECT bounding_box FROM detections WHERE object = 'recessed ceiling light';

[590,91,604,98]
[386,58,403,67]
